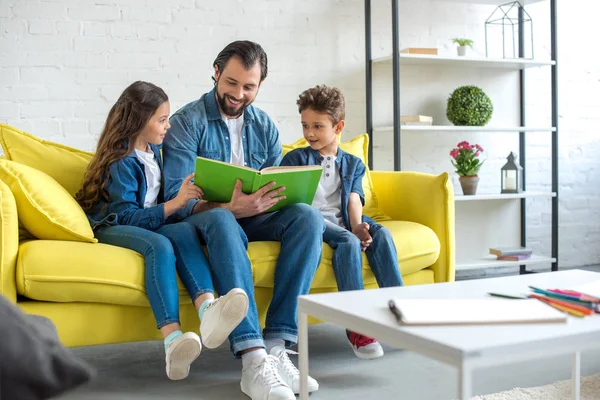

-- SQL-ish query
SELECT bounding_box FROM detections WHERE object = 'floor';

[57,265,600,400]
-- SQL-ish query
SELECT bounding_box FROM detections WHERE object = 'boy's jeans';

[95,222,214,329]
[323,220,404,292]
[185,203,324,356]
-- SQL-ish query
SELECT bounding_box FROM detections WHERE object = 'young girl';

[281,85,404,360]
[76,81,249,380]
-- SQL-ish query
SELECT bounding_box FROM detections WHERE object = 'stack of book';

[489,246,532,261]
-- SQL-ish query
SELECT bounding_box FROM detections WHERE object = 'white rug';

[472,373,600,399]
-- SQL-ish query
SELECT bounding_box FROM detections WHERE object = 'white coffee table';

[298,269,600,400]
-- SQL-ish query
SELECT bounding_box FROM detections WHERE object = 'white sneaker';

[241,354,295,400]
[200,288,249,349]
[165,332,202,380]
[269,346,319,394]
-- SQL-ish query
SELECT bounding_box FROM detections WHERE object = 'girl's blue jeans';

[95,222,214,329]
[323,220,404,292]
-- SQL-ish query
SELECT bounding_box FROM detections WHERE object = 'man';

[163,41,323,400]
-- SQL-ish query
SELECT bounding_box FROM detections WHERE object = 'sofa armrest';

[0,178,19,302]
[371,171,455,283]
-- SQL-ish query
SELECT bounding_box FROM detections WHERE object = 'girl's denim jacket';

[280,146,376,230]
[86,144,166,231]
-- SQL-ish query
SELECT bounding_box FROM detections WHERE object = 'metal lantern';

[485,1,533,59]
[501,152,523,194]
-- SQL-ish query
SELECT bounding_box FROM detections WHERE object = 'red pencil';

[529,294,594,316]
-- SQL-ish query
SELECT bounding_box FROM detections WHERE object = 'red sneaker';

[346,330,384,360]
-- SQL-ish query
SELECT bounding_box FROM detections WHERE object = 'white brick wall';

[0,0,598,269]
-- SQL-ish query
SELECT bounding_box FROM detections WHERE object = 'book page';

[389,298,567,326]
[196,156,258,173]
[260,165,322,174]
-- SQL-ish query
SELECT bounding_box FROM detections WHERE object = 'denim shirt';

[162,88,282,220]
[281,146,367,230]
[86,144,165,231]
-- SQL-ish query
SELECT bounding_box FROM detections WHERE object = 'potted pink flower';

[450,141,484,195]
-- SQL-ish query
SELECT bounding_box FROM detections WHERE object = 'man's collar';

[206,87,255,124]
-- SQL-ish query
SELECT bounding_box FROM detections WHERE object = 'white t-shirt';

[311,155,343,226]
[221,112,245,166]
[134,147,161,209]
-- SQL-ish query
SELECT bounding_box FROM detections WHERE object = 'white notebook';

[389,298,568,326]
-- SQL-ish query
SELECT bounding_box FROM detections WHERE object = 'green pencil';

[487,292,528,300]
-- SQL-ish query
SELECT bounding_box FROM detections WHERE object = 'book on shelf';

[387,298,567,326]
[489,246,533,257]
[399,47,438,55]
[193,157,322,213]
[496,254,532,261]
[400,115,433,125]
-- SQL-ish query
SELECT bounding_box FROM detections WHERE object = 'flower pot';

[459,175,479,195]
[457,46,469,56]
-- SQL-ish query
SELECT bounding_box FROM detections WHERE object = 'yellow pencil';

[541,300,586,318]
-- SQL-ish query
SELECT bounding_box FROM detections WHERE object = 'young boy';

[280,85,404,360]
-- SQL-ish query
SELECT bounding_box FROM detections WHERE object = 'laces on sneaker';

[277,350,299,376]
[259,355,286,387]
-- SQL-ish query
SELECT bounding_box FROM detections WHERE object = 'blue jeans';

[95,222,214,329]
[184,203,324,355]
[323,220,404,292]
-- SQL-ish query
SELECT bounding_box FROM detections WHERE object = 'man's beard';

[216,89,249,118]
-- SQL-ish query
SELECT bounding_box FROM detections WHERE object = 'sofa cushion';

[17,240,192,306]
[0,160,96,243]
[283,134,390,221]
[252,220,440,289]
[0,124,93,197]
[0,179,18,301]
[16,220,439,304]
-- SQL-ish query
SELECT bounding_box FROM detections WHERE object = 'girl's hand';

[174,173,203,209]
[352,222,372,251]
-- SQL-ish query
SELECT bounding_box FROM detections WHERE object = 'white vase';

[457,46,468,56]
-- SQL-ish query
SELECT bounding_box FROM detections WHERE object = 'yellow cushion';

[0,179,18,301]
[0,123,93,197]
[17,240,190,306]
[0,160,96,243]
[283,134,390,221]
[252,220,440,288]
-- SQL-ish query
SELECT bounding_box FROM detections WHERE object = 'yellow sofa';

[0,124,455,348]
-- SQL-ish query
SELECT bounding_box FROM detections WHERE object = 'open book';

[194,157,322,212]
[388,298,568,326]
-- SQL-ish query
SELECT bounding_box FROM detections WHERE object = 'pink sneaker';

[346,330,384,360]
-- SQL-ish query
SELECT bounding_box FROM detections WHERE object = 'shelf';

[456,255,557,271]
[372,53,555,70]
[455,192,557,201]
[434,0,546,5]
[375,125,556,133]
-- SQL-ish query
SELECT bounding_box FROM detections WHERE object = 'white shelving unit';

[373,53,555,69]
[375,125,556,133]
[365,0,559,274]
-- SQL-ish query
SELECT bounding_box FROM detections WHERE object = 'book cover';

[489,246,533,257]
[194,157,322,212]
[497,254,532,261]
[400,115,433,125]
[399,47,438,55]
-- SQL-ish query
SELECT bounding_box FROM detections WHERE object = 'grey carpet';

[56,322,600,400]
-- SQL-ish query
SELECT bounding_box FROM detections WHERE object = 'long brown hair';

[76,81,168,212]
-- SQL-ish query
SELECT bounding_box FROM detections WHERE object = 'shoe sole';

[166,334,202,380]
[291,380,319,394]
[241,380,296,400]
[201,288,249,349]
[351,346,384,360]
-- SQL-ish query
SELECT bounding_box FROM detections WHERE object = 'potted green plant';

[450,141,485,195]
[452,38,473,56]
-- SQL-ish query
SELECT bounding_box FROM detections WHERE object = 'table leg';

[298,312,309,400]
[572,352,581,400]
[458,361,473,400]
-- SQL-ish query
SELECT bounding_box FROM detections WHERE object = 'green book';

[194,157,323,212]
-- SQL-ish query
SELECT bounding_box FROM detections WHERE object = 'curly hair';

[296,85,345,124]
[76,81,168,212]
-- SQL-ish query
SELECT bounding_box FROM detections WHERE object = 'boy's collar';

[306,145,347,161]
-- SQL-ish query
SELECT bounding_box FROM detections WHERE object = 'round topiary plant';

[446,85,493,126]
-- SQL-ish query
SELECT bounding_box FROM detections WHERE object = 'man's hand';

[226,179,286,219]
[352,222,372,251]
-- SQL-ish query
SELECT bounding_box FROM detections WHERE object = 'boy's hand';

[226,180,286,218]
[174,173,203,209]
[352,222,372,251]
